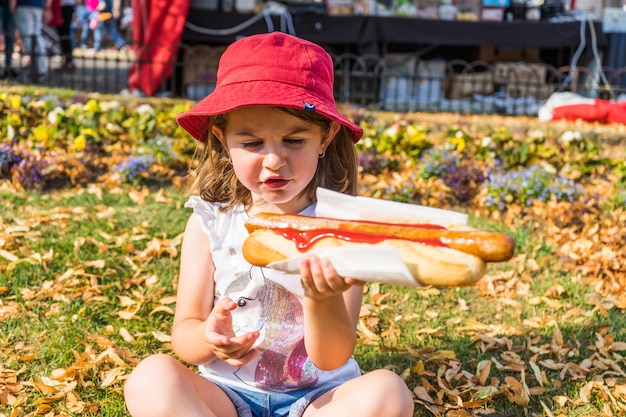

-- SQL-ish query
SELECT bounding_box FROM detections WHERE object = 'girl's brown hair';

[188,107,359,211]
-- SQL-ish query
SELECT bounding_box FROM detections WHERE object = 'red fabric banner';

[128,0,191,96]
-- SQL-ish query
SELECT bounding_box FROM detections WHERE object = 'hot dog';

[242,213,515,287]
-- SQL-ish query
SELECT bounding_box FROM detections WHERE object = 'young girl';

[123,32,415,417]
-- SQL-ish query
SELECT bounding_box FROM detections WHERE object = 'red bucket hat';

[176,32,363,143]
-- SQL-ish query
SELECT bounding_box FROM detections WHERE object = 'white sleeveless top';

[185,196,361,393]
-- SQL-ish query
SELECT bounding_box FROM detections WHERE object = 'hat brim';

[177,80,363,143]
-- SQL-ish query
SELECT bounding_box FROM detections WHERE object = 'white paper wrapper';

[268,246,420,287]
[265,188,469,287]
[316,188,468,226]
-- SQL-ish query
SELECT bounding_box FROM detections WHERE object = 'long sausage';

[245,213,515,263]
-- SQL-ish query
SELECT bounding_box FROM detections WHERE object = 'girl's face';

[212,106,338,215]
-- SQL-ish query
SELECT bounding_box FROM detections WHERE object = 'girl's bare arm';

[172,213,259,366]
[301,257,363,370]
[170,213,219,365]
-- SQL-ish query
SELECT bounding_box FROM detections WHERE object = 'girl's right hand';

[204,298,260,367]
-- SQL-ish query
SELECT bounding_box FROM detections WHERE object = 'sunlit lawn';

[2,184,625,417]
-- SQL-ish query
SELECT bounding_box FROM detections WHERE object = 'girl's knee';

[124,354,180,404]
[125,354,197,416]
[367,369,408,390]
[363,370,415,415]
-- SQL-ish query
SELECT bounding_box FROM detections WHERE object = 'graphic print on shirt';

[226,267,318,390]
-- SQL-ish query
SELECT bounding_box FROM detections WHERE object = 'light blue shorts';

[214,381,340,417]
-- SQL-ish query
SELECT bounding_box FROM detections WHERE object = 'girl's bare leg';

[124,354,238,417]
[303,369,415,417]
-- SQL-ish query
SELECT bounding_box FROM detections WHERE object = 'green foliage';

[612,159,626,185]
[0,91,193,151]
[357,119,432,168]
[0,91,196,188]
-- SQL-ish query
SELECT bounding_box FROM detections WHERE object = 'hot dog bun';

[245,213,515,262]
[242,213,515,287]
[243,228,486,286]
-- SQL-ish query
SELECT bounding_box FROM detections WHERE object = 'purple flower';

[483,164,584,210]
[115,154,155,184]
[15,153,50,189]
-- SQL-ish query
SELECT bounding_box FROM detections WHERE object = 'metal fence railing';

[3,40,625,116]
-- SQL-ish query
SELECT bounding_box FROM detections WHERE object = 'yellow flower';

[85,99,99,113]
[450,136,466,152]
[80,128,98,139]
[34,124,49,143]
[10,95,21,109]
[9,113,21,126]
[73,135,86,152]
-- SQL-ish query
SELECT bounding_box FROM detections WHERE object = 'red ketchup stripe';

[278,228,447,252]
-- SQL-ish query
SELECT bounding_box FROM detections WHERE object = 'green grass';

[1,186,625,417]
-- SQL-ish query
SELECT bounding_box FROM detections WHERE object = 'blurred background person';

[0,0,18,78]
[93,0,125,52]
[72,0,96,48]
[118,0,130,43]
[55,0,75,71]
[10,0,48,80]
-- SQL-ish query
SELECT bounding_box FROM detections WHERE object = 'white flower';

[542,163,557,174]
[136,104,155,115]
[47,106,64,124]
[559,130,582,145]
[100,100,121,112]
[105,122,122,133]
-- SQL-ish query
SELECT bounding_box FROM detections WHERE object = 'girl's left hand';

[299,255,362,301]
